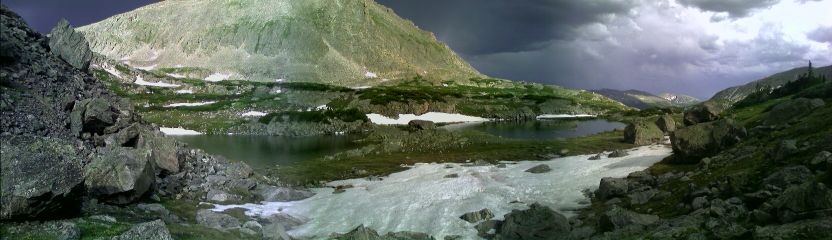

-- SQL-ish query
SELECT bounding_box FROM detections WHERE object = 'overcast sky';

[6,0,832,98]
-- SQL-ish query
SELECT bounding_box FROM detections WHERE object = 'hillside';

[77,0,481,86]
[710,64,832,105]
[591,89,700,109]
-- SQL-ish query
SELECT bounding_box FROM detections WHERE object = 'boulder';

[48,19,92,70]
[588,153,603,160]
[809,151,832,169]
[608,149,629,158]
[764,98,825,126]
[258,186,315,202]
[497,203,570,239]
[206,189,243,203]
[105,123,141,147]
[772,182,832,222]
[655,115,677,133]
[771,140,799,162]
[224,161,253,179]
[683,101,722,126]
[84,147,155,204]
[111,220,174,240]
[598,206,659,232]
[762,166,812,189]
[752,218,832,240]
[137,129,179,173]
[459,208,494,223]
[525,164,552,174]
[624,120,664,145]
[70,98,118,136]
[1,136,83,219]
[670,119,747,163]
[196,209,241,230]
[408,120,436,130]
[596,177,629,200]
[330,225,434,240]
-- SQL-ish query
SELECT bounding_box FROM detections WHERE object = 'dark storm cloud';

[808,25,832,45]
[676,0,780,18]
[376,0,635,56]
[2,0,155,33]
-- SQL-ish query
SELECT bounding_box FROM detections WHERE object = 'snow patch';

[241,111,268,117]
[159,127,202,136]
[366,112,489,125]
[175,89,193,94]
[167,73,186,79]
[315,105,329,111]
[276,78,285,82]
[134,76,180,88]
[213,145,672,239]
[365,71,378,78]
[536,114,596,119]
[164,101,216,107]
[103,65,122,79]
[134,64,157,71]
[351,86,372,90]
[205,73,232,82]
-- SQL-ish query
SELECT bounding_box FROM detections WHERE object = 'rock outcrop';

[683,101,721,126]
[496,203,571,239]
[624,120,664,145]
[84,147,155,204]
[670,119,747,163]
[763,98,825,126]
[655,115,676,133]
[48,19,92,70]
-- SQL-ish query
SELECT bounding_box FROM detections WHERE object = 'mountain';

[710,64,832,105]
[591,89,699,109]
[77,0,481,86]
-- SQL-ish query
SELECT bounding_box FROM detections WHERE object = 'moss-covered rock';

[84,147,155,204]
[655,115,676,133]
[670,119,747,163]
[763,98,825,126]
[624,120,664,145]
[683,101,721,126]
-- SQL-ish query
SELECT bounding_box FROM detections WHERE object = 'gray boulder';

[84,147,155,204]
[1,136,83,219]
[809,151,832,169]
[764,98,825,126]
[225,161,253,179]
[70,98,118,136]
[111,220,174,240]
[196,209,241,230]
[330,225,435,240]
[408,120,436,131]
[624,120,664,145]
[752,218,832,240]
[598,206,659,232]
[596,177,629,200]
[206,189,243,203]
[459,208,494,223]
[762,165,812,189]
[258,186,315,202]
[655,115,677,133]
[105,123,141,147]
[48,19,92,70]
[772,182,832,222]
[683,101,722,126]
[497,203,570,239]
[525,164,552,174]
[670,119,747,163]
[608,149,629,158]
[137,129,179,173]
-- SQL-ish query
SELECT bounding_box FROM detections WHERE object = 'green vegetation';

[258,108,368,124]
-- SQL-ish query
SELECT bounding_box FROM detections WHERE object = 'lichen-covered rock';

[762,166,812,189]
[70,98,118,136]
[752,218,832,240]
[596,177,629,200]
[111,220,174,240]
[497,203,570,239]
[84,147,155,204]
[764,98,825,126]
[771,182,832,222]
[137,129,179,173]
[196,209,241,230]
[608,149,629,158]
[459,208,494,223]
[624,120,664,145]
[408,120,436,131]
[1,136,83,220]
[525,164,552,174]
[598,206,659,232]
[670,119,746,163]
[683,101,722,126]
[48,19,92,70]
[655,115,676,133]
[258,186,315,202]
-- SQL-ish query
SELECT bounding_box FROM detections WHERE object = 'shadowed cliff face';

[77,0,482,86]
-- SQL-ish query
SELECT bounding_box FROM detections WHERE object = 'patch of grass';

[258,108,368,124]
[76,218,132,240]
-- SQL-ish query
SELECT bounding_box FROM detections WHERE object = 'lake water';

[445,119,626,140]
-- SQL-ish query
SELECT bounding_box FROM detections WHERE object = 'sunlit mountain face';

[2,0,831,239]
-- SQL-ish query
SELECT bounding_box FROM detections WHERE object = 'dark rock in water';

[683,101,722,126]
[497,203,570,239]
[475,220,501,238]
[444,173,459,178]
[588,153,603,160]
[48,19,92,70]
[408,120,436,130]
[624,120,664,145]
[596,177,629,200]
[384,231,435,240]
[598,206,659,232]
[196,209,241,230]
[608,149,629,158]
[764,98,825,126]
[84,146,155,204]
[258,186,315,202]
[655,115,677,133]
[112,220,174,240]
[670,119,746,163]
[771,182,832,222]
[1,136,83,220]
[752,218,832,240]
[443,236,463,240]
[525,164,552,173]
[331,225,435,240]
[763,166,812,189]
[460,208,494,223]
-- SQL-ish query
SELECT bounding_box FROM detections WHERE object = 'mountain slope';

[78,0,481,86]
[591,89,699,109]
[710,65,832,105]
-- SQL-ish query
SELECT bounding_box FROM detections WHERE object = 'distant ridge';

[591,89,700,109]
[710,65,832,105]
